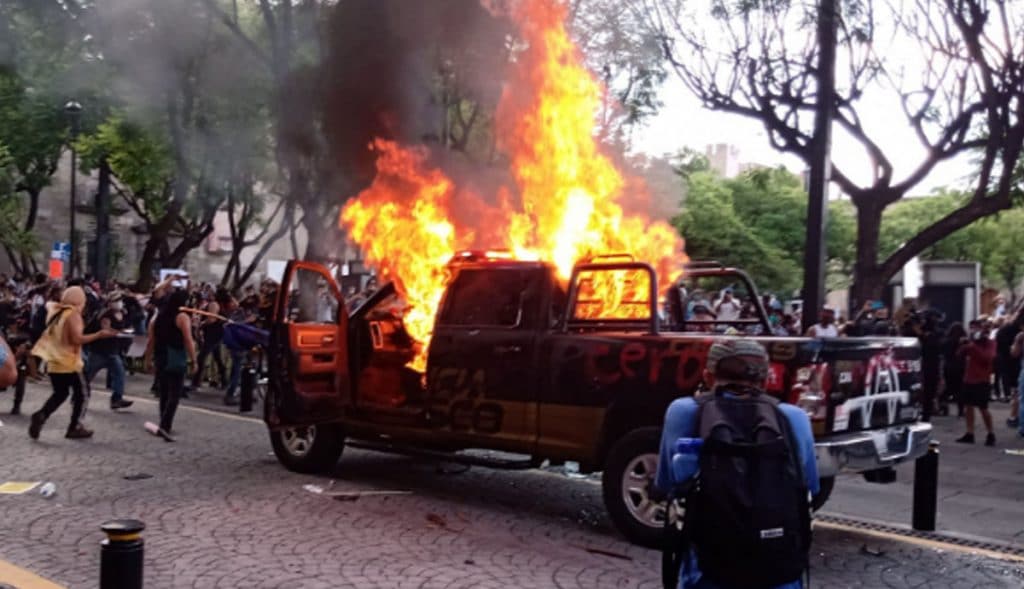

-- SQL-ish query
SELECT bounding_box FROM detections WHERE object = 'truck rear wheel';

[602,427,666,548]
[269,424,345,474]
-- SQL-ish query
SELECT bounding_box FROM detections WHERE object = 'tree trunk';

[849,201,886,313]
[302,214,342,264]
[135,234,164,292]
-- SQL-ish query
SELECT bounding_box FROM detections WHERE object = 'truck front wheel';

[269,424,345,474]
[602,427,666,548]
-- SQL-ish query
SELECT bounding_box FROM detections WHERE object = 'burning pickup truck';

[263,253,932,547]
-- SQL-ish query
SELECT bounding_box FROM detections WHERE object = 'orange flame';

[341,0,685,371]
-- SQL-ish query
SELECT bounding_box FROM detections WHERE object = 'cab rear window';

[439,269,534,327]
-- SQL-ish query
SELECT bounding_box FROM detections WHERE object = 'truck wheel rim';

[622,453,664,529]
[282,426,316,457]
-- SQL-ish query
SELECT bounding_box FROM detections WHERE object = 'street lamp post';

[65,100,83,280]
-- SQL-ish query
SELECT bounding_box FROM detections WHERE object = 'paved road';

[826,402,1024,547]
[0,380,1022,588]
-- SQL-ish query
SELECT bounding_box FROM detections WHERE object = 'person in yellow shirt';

[28,286,118,440]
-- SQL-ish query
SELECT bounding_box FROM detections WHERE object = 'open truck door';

[266,260,349,473]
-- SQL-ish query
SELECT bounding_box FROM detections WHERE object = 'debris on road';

[331,490,412,502]
[426,512,463,533]
[123,473,153,481]
[860,544,886,557]
[303,483,410,501]
[38,482,56,499]
[570,544,633,561]
[1003,449,1024,457]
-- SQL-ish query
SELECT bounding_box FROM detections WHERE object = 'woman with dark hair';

[942,322,968,417]
[145,289,196,441]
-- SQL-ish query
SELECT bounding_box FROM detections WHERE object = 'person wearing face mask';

[83,293,133,410]
[28,286,119,440]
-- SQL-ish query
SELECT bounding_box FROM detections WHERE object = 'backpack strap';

[45,308,69,334]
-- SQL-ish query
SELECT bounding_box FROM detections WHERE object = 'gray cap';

[707,339,770,382]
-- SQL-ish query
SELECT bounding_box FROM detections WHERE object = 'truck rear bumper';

[814,422,933,478]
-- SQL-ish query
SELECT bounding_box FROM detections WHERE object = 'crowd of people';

[669,284,1024,443]
[0,269,381,442]
[0,272,281,442]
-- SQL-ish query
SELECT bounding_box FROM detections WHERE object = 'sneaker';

[65,424,94,439]
[985,433,996,447]
[28,412,45,439]
[223,395,238,407]
[156,427,175,442]
[1007,417,1019,428]
[955,433,975,444]
[110,399,134,410]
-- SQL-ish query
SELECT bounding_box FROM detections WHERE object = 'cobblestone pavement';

[1,381,1022,588]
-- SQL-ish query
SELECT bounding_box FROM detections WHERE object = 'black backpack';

[667,391,811,589]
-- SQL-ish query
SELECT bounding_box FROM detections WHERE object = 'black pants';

[158,370,185,432]
[38,372,87,429]
[192,338,226,387]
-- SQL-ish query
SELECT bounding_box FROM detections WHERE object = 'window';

[287,267,339,324]
[572,268,651,321]
[439,269,535,328]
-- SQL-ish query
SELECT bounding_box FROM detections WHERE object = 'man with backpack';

[656,340,819,589]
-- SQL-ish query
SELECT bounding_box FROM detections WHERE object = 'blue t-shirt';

[655,394,820,589]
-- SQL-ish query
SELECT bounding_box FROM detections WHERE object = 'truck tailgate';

[818,338,922,435]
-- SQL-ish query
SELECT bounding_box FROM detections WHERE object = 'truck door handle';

[494,345,522,354]
[322,335,335,345]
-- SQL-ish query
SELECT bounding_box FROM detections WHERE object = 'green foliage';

[674,164,859,295]
[675,167,791,293]
[880,192,1024,297]
[76,117,174,218]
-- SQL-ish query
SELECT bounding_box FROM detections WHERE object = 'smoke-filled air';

[340,0,686,371]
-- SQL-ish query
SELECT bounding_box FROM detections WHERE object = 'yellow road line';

[0,559,66,589]
[816,520,1024,563]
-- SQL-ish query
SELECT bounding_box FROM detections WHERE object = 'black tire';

[269,424,345,474]
[811,476,835,511]
[601,427,666,549]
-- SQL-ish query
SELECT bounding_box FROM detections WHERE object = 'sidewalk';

[825,401,1024,547]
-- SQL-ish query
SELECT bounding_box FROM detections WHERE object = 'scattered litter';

[570,544,633,561]
[563,461,586,479]
[464,559,476,566]
[0,418,4,427]
[0,481,41,495]
[331,490,412,502]
[39,482,56,499]
[303,483,409,501]
[860,544,885,557]
[426,512,464,533]
[123,473,153,481]
[143,421,160,435]
[1003,449,1024,456]
[435,463,471,475]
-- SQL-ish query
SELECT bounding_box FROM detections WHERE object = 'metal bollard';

[912,441,940,531]
[100,519,145,589]
[239,359,255,413]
